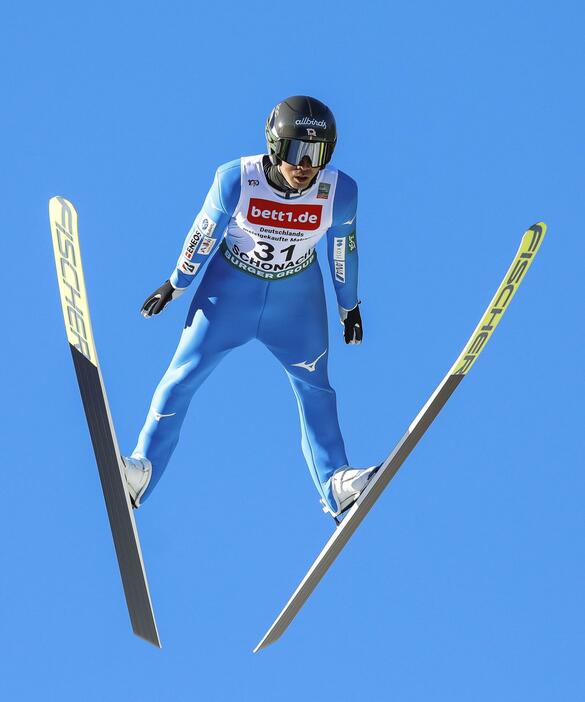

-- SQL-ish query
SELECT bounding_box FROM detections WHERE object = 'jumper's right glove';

[339,303,363,345]
[141,280,186,318]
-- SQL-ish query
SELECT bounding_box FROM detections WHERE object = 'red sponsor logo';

[247,198,322,231]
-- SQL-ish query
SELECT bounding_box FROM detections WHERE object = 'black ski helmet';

[265,96,337,168]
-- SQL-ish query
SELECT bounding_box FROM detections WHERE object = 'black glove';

[340,304,363,345]
[141,280,185,318]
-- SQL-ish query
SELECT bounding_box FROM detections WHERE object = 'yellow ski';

[254,223,546,653]
[49,196,161,647]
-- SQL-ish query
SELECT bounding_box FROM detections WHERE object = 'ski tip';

[48,194,72,209]
[526,222,547,241]
[519,222,547,256]
[49,196,79,223]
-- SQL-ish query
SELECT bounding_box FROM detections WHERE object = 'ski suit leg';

[257,263,348,511]
[133,255,262,501]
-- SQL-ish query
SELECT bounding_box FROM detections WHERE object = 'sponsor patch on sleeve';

[182,227,203,260]
[198,237,216,255]
[180,261,200,275]
[197,212,217,236]
[348,231,357,253]
[334,260,346,283]
[333,237,346,262]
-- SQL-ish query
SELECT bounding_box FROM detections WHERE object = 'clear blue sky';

[2,1,583,700]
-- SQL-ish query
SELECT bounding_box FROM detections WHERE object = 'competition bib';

[221,155,338,280]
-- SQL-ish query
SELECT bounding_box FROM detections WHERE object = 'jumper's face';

[279,156,320,190]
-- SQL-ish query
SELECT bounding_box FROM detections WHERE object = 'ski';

[254,222,547,653]
[49,196,161,647]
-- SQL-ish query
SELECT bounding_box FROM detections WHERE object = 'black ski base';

[71,345,161,647]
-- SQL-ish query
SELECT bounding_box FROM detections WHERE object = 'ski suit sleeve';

[326,171,359,310]
[170,159,241,289]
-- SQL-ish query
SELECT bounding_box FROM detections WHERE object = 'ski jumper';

[133,155,359,511]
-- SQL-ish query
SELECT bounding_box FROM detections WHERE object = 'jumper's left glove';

[339,303,363,345]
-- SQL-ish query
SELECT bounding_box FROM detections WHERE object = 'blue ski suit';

[133,155,359,511]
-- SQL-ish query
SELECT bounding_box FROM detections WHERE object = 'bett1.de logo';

[247,198,322,231]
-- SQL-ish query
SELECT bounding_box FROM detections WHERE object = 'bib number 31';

[255,242,296,262]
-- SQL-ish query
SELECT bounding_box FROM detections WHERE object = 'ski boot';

[121,455,152,508]
[321,465,380,521]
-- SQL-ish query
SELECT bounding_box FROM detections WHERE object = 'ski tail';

[253,222,547,653]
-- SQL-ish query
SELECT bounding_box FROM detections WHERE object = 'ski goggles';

[275,138,335,167]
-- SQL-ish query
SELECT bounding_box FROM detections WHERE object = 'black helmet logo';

[306,128,317,137]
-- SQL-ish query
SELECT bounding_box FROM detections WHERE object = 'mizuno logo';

[152,410,176,421]
[292,349,327,373]
[343,216,356,225]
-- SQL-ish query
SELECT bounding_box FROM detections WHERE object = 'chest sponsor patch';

[247,198,322,231]
[316,182,330,199]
